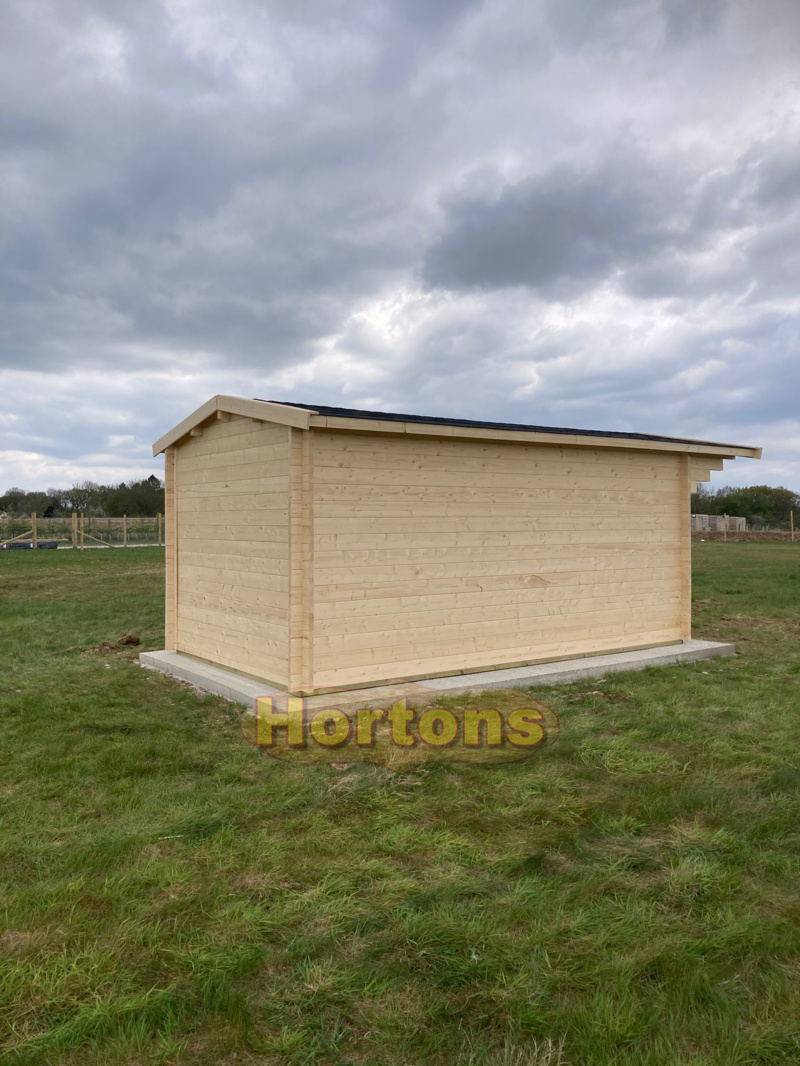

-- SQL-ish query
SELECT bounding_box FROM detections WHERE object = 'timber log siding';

[154,397,760,695]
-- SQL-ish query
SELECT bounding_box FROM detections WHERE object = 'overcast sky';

[2,0,799,493]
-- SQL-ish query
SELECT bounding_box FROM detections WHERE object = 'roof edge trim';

[152,395,761,460]
[265,399,761,459]
[151,396,311,455]
[307,413,761,460]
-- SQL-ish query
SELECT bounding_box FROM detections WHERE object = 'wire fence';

[0,514,164,549]
[2,513,796,550]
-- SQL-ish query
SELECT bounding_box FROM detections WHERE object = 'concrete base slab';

[140,640,735,711]
[416,639,734,690]
[140,651,284,705]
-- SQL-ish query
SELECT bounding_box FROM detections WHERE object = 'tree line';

[0,477,165,519]
[2,477,797,527]
[691,484,800,530]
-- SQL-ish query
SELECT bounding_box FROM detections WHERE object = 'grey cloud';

[422,150,686,296]
[0,0,799,490]
[545,0,729,50]
[424,134,800,304]
[0,0,444,371]
[661,0,729,44]
[753,146,800,208]
[545,0,646,49]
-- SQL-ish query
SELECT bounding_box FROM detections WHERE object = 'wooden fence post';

[80,513,85,550]
[31,512,37,550]
[158,512,163,547]
[123,514,128,549]
[723,513,727,542]
[791,510,795,542]
[72,512,77,549]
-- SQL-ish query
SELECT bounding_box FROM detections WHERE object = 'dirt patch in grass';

[233,872,275,891]
[89,633,141,654]
[700,614,800,644]
[0,930,34,954]
[718,614,800,631]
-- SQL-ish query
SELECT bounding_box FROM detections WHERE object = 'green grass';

[0,544,798,1066]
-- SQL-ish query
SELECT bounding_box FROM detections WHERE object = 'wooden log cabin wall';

[153,397,761,695]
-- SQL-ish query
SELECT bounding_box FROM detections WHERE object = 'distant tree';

[63,481,104,515]
[0,488,27,515]
[718,485,799,529]
[46,487,71,515]
[691,484,800,529]
[105,476,165,517]
[2,478,165,519]
[0,489,60,518]
[690,485,714,513]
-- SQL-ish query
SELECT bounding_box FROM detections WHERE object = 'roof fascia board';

[152,396,311,455]
[309,414,762,460]
[152,397,219,456]
[215,396,311,430]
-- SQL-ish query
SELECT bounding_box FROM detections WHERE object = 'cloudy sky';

[2,0,799,493]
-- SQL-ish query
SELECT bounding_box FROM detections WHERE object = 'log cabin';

[152,397,760,695]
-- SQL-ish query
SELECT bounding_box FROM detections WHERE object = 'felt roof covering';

[152,395,762,459]
[265,400,757,452]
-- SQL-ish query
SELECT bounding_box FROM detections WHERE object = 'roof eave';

[151,395,311,455]
[308,413,762,460]
[152,396,762,461]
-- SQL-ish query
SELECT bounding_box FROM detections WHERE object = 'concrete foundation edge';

[140,640,736,710]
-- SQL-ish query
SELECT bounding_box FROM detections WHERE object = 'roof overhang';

[307,413,762,459]
[152,395,311,455]
[152,395,762,461]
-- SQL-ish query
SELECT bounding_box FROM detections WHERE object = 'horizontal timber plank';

[177,634,288,685]
[314,563,681,601]
[178,599,288,640]
[178,610,288,653]
[313,467,678,493]
[314,520,681,547]
[314,571,681,617]
[177,465,289,489]
[177,533,290,554]
[178,547,288,573]
[176,510,290,532]
[313,554,680,586]
[313,485,678,507]
[177,426,289,461]
[314,618,682,669]
[313,511,678,532]
[178,573,290,603]
[175,480,291,499]
[314,456,676,481]
[177,414,288,448]
[179,556,290,584]
[313,536,680,566]
[314,432,679,470]
[312,628,684,687]
[315,587,680,632]
[179,569,289,601]
[178,442,291,474]
[314,605,681,659]
[177,493,288,513]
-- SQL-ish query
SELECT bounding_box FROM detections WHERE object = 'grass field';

[0,545,798,1066]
